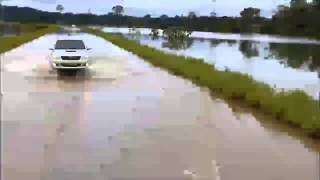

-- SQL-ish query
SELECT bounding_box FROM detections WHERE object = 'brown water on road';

[1,31,319,180]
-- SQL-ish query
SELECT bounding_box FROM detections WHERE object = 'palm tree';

[112,5,124,16]
[55,4,64,25]
[56,4,64,13]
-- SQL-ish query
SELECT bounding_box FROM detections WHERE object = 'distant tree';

[56,4,64,13]
[240,7,261,19]
[277,5,290,11]
[160,14,169,20]
[188,11,197,18]
[313,0,320,7]
[275,5,290,18]
[112,5,124,16]
[144,14,151,19]
[290,0,307,8]
[210,11,217,17]
[143,14,151,26]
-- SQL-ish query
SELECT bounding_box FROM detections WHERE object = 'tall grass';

[0,24,58,53]
[85,28,320,138]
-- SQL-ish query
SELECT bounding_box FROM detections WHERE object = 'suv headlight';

[82,56,89,59]
[53,56,60,60]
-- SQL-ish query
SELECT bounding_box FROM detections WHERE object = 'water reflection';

[123,33,320,74]
[162,39,194,50]
[239,41,259,58]
[210,39,224,47]
[269,43,320,71]
[226,39,237,46]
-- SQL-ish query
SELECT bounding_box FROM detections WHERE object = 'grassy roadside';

[0,24,58,53]
[85,28,320,138]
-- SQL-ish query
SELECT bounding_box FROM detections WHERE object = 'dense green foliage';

[0,24,58,53]
[85,28,320,138]
[268,0,320,38]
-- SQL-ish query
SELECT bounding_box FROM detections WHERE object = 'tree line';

[1,0,320,38]
[0,5,267,33]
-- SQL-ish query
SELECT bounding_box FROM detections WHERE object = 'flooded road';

[1,30,320,180]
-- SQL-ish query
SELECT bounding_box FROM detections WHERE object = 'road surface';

[1,30,319,180]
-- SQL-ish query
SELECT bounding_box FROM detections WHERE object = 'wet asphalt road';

[1,31,319,180]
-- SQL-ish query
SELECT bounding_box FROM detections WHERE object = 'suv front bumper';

[51,60,89,69]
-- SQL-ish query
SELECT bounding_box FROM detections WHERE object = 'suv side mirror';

[87,48,92,50]
[49,48,54,50]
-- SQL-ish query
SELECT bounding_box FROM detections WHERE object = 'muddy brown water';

[1,31,319,180]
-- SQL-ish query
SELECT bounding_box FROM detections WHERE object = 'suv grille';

[61,56,81,60]
[61,63,82,67]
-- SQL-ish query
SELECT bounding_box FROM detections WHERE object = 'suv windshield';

[54,40,85,49]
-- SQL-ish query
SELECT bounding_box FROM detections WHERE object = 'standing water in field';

[102,27,320,99]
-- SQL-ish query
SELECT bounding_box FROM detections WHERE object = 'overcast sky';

[3,0,291,17]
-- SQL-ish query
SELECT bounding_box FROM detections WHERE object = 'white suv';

[49,40,91,69]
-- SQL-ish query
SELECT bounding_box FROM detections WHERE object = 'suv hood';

[52,49,88,57]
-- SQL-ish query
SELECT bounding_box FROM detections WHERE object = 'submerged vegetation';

[150,28,160,38]
[128,27,142,36]
[149,27,193,49]
[0,24,58,53]
[162,27,192,40]
[86,28,320,138]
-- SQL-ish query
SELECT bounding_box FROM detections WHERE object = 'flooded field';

[1,29,319,180]
[102,27,320,99]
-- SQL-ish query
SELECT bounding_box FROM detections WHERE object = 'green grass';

[86,28,320,138]
[0,24,58,53]
[0,22,51,33]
